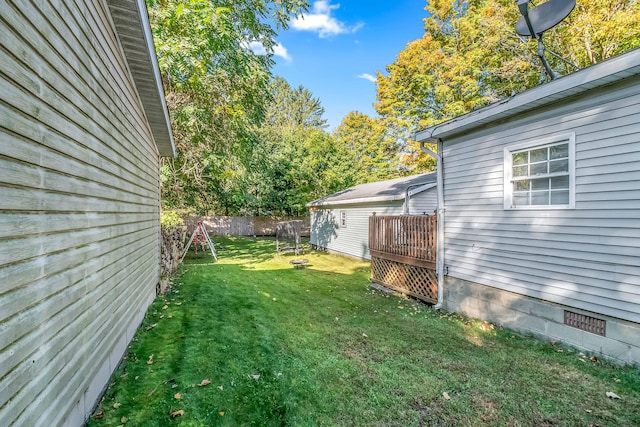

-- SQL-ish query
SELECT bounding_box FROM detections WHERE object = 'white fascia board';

[408,182,437,196]
[415,48,640,142]
[307,184,437,208]
[307,194,403,207]
[107,0,176,157]
[136,0,175,157]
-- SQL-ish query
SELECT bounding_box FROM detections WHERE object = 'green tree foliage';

[375,0,640,171]
[265,77,328,128]
[147,0,308,212]
[248,126,354,215]
[247,77,353,215]
[333,112,406,182]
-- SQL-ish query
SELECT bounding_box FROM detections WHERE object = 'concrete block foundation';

[443,276,640,366]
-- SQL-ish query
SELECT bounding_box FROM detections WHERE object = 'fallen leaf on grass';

[198,379,211,387]
[162,305,168,310]
[145,323,157,331]
[219,412,225,416]
[92,412,104,419]
[590,356,599,362]
[121,416,128,423]
[174,302,182,305]
[172,384,178,389]
[606,391,621,399]
[174,393,182,400]
[443,392,451,400]
[169,409,185,418]
[113,402,121,409]
[218,385,223,391]
[147,355,153,365]
[167,315,173,319]
[251,374,260,380]
[585,409,592,413]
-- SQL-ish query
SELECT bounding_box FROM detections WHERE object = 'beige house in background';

[0,1,175,425]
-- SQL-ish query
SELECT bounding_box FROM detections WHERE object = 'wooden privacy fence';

[369,214,438,304]
[185,216,310,237]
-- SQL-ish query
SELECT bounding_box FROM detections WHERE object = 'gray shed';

[307,172,437,260]
[0,1,174,425]
[414,48,640,364]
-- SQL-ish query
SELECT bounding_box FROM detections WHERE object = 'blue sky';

[267,0,428,131]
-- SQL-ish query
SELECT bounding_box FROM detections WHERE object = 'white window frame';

[504,132,575,210]
[339,210,347,228]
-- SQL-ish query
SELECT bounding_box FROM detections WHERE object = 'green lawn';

[89,237,640,426]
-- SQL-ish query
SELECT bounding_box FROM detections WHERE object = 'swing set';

[181,220,217,262]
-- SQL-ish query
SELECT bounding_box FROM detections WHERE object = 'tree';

[146,0,308,212]
[333,112,406,182]
[247,78,351,215]
[265,76,328,129]
[375,0,640,171]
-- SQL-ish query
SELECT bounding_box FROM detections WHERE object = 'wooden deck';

[369,214,438,304]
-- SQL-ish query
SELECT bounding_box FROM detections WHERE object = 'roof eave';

[107,0,176,157]
[307,194,403,207]
[306,182,438,207]
[415,48,640,142]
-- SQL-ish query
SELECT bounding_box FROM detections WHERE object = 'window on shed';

[504,133,575,209]
[339,210,347,228]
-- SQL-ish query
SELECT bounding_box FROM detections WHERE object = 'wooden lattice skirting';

[371,256,438,304]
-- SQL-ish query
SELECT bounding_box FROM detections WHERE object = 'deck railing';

[368,214,438,304]
[369,214,437,267]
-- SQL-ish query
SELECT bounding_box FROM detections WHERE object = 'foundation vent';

[564,311,606,336]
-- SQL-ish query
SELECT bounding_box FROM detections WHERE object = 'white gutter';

[416,137,445,310]
[403,182,437,214]
[307,182,437,208]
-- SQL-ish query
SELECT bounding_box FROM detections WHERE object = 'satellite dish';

[514,0,577,80]
[516,0,576,37]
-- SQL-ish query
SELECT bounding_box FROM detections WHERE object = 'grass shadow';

[90,238,640,427]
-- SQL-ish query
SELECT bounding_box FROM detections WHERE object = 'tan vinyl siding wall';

[309,190,438,260]
[1,1,161,425]
[442,76,640,324]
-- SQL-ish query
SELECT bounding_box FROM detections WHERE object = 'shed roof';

[107,0,176,157]
[414,47,640,143]
[306,172,437,207]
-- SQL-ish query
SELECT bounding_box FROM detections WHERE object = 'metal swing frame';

[181,220,217,262]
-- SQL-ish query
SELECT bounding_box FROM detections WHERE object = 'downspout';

[416,136,445,309]
[403,183,432,215]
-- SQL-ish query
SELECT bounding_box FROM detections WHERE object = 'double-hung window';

[504,133,575,209]
[339,210,347,228]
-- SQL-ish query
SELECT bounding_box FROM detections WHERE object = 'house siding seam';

[0,1,163,425]
[442,76,640,326]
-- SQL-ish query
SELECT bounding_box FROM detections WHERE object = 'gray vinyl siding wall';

[310,190,438,260]
[409,187,438,216]
[442,75,640,324]
[1,2,162,425]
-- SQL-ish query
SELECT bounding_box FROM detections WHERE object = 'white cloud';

[248,41,291,62]
[292,1,363,38]
[357,73,376,83]
[272,44,291,62]
[248,41,267,55]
